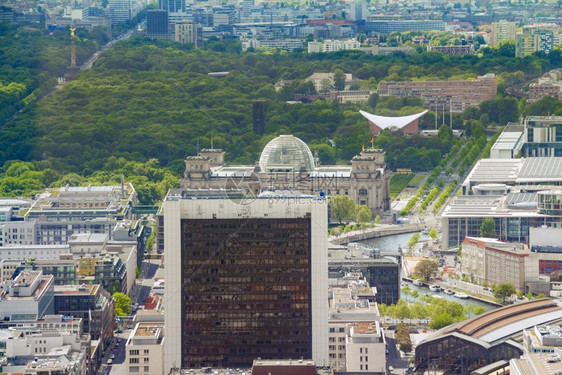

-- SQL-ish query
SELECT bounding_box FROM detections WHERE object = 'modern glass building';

[441,193,562,248]
[522,116,562,157]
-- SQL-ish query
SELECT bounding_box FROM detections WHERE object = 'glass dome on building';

[259,135,316,172]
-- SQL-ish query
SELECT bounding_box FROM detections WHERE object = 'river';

[360,231,426,252]
[359,232,498,311]
[400,280,498,311]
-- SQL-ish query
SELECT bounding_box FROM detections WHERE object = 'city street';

[385,330,411,375]
[107,330,131,375]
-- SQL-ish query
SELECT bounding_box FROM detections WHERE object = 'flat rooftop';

[68,233,108,243]
[54,284,98,295]
[490,130,523,151]
[464,158,562,186]
[442,193,544,218]
[132,323,164,338]
[352,322,380,335]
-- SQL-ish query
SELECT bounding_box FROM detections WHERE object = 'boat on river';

[444,289,454,295]
[429,285,441,292]
[454,292,469,299]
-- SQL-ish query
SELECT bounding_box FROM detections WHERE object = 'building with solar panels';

[442,157,562,248]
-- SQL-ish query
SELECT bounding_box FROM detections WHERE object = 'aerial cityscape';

[0,0,562,374]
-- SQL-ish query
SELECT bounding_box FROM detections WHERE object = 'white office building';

[126,323,165,375]
[0,270,54,321]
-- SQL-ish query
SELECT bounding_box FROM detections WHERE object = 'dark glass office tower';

[159,0,185,13]
[181,218,312,368]
[163,196,328,372]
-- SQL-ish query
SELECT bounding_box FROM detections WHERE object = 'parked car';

[387,325,397,330]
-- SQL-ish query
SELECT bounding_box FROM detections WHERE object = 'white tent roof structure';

[359,110,428,130]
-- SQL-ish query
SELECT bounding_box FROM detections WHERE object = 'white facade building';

[0,244,69,262]
[308,39,361,53]
[491,20,516,47]
[0,270,54,321]
[1,221,36,246]
[126,323,164,375]
[328,274,385,373]
[346,323,386,374]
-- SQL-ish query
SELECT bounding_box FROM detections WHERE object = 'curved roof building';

[415,299,562,374]
[259,135,316,172]
[359,110,428,135]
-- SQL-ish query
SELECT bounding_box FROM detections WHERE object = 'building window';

[144,366,150,372]
[130,349,139,356]
[360,365,363,370]
[359,188,368,196]
[144,349,149,355]
[144,358,150,363]
[129,366,139,373]
[130,358,139,364]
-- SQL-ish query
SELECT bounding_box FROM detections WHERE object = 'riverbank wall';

[328,223,424,245]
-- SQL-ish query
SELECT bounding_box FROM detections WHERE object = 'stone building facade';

[180,135,391,215]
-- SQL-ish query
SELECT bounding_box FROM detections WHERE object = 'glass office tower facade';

[180,218,313,368]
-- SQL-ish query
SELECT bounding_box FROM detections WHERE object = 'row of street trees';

[380,295,487,331]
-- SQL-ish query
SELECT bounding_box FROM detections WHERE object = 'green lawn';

[409,174,426,186]
[390,174,415,199]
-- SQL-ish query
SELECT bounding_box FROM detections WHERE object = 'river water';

[360,231,423,252]
[358,232,498,311]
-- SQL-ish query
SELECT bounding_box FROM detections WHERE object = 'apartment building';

[491,20,516,47]
[126,323,165,375]
[378,74,497,113]
[327,273,386,374]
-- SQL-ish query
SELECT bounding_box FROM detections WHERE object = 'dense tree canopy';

[494,283,516,304]
[414,259,439,281]
[2,34,561,200]
[113,292,132,317]
[0,23,109,125]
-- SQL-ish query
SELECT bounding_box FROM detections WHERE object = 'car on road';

[107,359,113,365]
[110,354,115,359]
[387,325,397,330]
